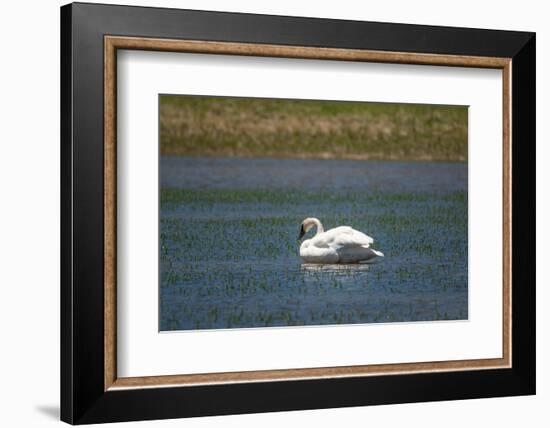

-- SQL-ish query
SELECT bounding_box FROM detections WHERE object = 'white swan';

[298,217,384,264]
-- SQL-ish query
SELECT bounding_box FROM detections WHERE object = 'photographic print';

[159,95,468,331]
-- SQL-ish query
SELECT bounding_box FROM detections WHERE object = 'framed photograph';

[60,2,535,424]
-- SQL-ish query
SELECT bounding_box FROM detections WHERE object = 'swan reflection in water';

[300,263,372,273]
[299,262,373,288]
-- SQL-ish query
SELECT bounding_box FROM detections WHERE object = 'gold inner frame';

[104,35,512,391]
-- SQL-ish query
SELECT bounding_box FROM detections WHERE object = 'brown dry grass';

[160,96,468,161]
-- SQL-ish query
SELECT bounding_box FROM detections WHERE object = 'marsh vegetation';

[160,157,468,331]
[160,96,468,162]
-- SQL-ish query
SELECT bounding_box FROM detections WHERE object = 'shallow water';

[161,156,467,193]
[160,156,468,331]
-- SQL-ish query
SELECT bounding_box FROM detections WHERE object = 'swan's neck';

[311,218,324,235]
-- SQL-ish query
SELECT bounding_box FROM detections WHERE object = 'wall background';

[0,0,545,426]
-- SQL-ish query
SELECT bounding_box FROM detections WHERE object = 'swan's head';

[298,217,322,240]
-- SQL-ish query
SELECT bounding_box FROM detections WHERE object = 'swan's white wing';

[322,226,374,249]
[303,226,383,264]
[300,239,339,263]
[338,246,384,263]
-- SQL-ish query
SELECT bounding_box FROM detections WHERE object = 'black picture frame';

[61,2,535,424]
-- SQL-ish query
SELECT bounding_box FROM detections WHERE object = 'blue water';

[160,156,468,331]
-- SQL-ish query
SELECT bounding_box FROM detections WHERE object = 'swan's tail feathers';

[360,246,384,258]
[372,249,384,257]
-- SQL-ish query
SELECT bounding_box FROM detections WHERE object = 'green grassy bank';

[160,95,468,162]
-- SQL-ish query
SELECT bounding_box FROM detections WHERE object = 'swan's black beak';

[298,225,305,241]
